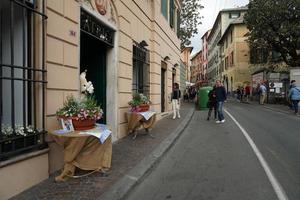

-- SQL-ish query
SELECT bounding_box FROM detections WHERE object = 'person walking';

[244,84,251,102]
[236,87,241,102]
[171,83,181,119]
[288,82,300,115]
[288,80,296,110]
[259,82,267,105]
[207,86,217,121]
[215,80,227,123]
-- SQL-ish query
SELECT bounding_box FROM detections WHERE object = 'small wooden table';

[126,111,156,139]
[48,125,112,182]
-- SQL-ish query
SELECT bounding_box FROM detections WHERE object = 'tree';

[179,0,203,49]
[244,0,300,67]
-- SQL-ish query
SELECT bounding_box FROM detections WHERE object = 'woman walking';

[172,83,181,119]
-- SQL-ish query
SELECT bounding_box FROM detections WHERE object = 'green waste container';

[197,86,213,110]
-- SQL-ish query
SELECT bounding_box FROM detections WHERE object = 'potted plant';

[56,95,103,130]
[128,93,150,112]
[55,70,103,131]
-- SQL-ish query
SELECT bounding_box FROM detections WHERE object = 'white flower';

[86,81,94,94]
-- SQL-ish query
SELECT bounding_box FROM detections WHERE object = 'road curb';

[98,107,195,200]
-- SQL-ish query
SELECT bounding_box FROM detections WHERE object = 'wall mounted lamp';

[164,56,170,61]
[139,40,148,47]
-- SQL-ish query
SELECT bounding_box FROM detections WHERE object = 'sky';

[190,0,249,55]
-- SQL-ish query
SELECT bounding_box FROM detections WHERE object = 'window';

[229,12,240,19]
[250,48,269,64]
[161,0,168,20]
[0,0,47,161]
[225,38,228,49]
[176,9,180,36]
[169,0,174,28]
[132,42,150,96]
[231,51,234,66]
[230,30,233,43]
[161,0,178,30]
[225,57,227,69]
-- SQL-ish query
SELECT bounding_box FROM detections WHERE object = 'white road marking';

[224,109,289,200]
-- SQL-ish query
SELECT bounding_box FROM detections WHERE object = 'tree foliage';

[244,0,300,67]
[179,0,203,49]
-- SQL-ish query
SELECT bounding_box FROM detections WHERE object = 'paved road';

[125,102,300,200]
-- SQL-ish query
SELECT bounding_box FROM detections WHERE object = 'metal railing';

[0,0,47,161]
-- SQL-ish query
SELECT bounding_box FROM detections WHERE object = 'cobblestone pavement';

[11,103,195,200]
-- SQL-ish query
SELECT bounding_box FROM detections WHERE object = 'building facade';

[181,47,193,83]
[0,0,182,198]
[190,50,203,83]
[201,30,210,80]
[207,7,247,84]
[218,18,251,93]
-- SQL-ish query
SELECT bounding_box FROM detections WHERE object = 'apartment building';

[0,0,182,198]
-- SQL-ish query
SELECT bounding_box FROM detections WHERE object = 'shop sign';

[80,9,114,47]
[252,72,264,88]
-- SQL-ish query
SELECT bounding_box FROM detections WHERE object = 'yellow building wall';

[46,0,80,132]
[221,24,251,91]
[45,0,181,140]
[116,0,181,138]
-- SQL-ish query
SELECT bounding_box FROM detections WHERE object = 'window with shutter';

[169,0,174,28]
[177,9,180,36]
[161,0,168,20]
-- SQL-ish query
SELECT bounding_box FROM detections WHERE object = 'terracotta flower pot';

[139,104,149,112]
[72,118,96,131]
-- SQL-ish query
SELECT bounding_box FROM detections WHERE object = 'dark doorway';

[161,68,166,112]
[80,31,107,123]
[172,68,176,91]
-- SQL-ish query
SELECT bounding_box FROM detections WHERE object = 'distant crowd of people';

[171,78,300,122]
[183,87,197,102]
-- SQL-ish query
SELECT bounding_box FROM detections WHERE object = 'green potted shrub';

[128,93,150,112]
[56,95,103,131]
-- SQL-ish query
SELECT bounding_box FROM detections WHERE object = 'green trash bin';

[198,86,213,110]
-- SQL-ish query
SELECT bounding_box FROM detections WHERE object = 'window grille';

[132,42,150,96]
[0,0,47,161]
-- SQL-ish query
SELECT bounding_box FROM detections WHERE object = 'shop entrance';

[80,9,115,124]
[161,62,167,112]
[80,31,107,123]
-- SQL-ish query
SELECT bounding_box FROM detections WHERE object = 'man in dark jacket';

[207,86,217,121]
[215,80,227,123]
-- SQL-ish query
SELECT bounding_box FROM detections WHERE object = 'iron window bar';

[0,0,47,161]
[132,42,150,96]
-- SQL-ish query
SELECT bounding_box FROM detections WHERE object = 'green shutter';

[177,9,180,36]
[169,0,174,27]
[161,0,168,19]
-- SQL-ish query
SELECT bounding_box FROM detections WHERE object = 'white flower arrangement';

[1,124,36,137]
[80,70,94,95]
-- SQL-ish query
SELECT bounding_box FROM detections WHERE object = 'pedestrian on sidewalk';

[244,84,251,102]
[288,80,296,110]
[288,82,300,115]
[171,83,181,119]
[236,87,241,102]
[259,82,267,105]
[207,86,217,121]
[215,80,227,123]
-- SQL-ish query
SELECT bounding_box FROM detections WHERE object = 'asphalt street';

[124,102,300,200]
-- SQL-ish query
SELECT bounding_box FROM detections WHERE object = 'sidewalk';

[11,103,195,200]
